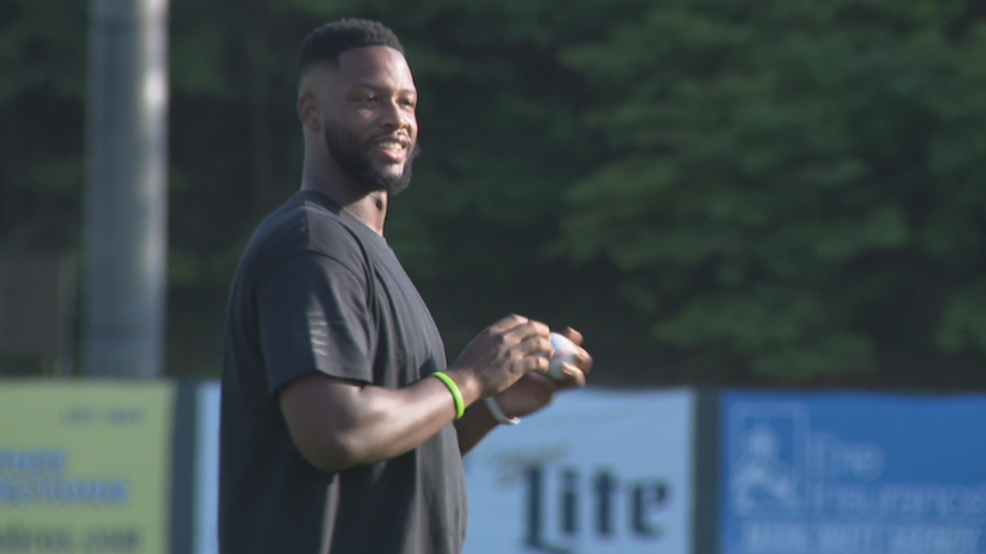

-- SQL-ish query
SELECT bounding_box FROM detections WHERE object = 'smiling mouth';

[372,136,411,162]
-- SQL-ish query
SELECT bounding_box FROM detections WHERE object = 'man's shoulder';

[251,192,367,260]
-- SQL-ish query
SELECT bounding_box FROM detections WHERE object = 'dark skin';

[280,46,593,473]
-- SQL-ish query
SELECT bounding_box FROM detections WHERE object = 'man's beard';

[324,124,420,196]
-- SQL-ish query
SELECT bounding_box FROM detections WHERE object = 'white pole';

[82,0,169,377]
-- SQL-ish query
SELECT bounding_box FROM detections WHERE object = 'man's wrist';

[432,372,466,419]
[484,396,520,426]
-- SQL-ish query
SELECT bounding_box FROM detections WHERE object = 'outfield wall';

[0,381,178,554]
[719,392,986,554]
[1,381,984,554]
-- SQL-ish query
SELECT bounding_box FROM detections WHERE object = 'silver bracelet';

[484,396,520,426]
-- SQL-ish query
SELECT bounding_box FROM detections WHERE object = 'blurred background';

[3,0,986,389]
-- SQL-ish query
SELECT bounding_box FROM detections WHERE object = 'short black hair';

[298,19,404,75]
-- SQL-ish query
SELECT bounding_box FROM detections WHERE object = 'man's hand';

[491,326,593,418]
[447,314,553,399]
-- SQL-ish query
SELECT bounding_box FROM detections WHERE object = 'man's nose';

[378,99,410,130]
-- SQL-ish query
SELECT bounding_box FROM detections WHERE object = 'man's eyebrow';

[350,82,416,95]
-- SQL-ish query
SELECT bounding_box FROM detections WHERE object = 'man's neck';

[301,168,388,235]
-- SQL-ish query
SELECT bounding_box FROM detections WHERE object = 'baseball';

[546,332,580,382]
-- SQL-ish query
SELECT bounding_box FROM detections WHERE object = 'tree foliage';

[2,0,986,387]
[556,0,986,385]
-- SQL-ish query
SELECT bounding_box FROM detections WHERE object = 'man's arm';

[279,315,553,473]
[279,371,474,472]
[454,399,501,456]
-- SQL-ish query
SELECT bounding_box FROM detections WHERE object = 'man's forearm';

[281,372,471,472]
[454,400,501,456]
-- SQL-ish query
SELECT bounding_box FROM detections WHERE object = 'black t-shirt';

[219,191,467,554]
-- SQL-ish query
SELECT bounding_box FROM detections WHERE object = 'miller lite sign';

[464,389,696,554]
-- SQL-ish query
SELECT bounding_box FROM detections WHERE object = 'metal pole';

[82,0,169,377]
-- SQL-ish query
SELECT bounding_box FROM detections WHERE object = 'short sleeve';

[256,250,374,394]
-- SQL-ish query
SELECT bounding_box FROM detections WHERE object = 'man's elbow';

[292,430,375,473]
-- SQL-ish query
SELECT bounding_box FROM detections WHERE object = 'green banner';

[0,381,175,554]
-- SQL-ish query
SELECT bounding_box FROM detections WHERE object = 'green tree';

[557,0,986,385]
[0,0,87,253]
[5,0,986,387]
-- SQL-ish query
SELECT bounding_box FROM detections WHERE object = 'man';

[219,19,592,554]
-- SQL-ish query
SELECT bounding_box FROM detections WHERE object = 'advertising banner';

[464,388,696,554]
[720,391,986,554]
[0,381,175,554]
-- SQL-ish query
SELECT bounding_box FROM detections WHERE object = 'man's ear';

[297,94,322,131]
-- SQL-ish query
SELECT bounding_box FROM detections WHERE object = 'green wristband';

[432,371,465,420]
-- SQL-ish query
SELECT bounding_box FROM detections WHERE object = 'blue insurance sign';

[720,391,986,554]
